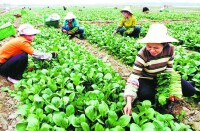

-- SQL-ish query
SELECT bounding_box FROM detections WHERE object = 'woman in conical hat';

[113,6,141,38]
[61,12,84,39]
[123,24,198,115]
[0,24,57,84]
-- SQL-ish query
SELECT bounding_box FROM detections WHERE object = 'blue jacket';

[63,19,79,32]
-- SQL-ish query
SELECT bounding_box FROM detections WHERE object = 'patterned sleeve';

[124,53,145,101]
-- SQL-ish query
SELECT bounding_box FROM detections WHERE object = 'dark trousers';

[0,52,28,80]
[137,78,197,103]
[117,26,141,38]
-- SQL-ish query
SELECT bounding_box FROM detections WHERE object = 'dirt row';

[0,16,21,131]
[79,18,193,25]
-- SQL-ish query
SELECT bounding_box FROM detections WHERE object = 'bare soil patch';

[71,37,132,80]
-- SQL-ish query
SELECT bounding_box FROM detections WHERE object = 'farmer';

[142,7,149,14]
[160,5,169,12]
[123,24,198,115]
[0,24,57,84]
[61,12,84,39]
[113,6,141,38]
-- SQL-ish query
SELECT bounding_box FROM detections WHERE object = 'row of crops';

[2,6,199,52]
[1,6,200,130]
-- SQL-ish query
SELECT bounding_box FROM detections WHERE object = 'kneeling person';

[61,12,84,40]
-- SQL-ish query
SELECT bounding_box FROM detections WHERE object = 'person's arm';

[124,74,140,101]
[20,41,56,60]
[124,54,144,115]
[119,18,125,27]
[123,74,140,115]
[113,18,124,34]
[63,20,67,27]
[32,50,53,60]
[62,20,68,33]
[166,45,175,72]
[124,96,133,115]
[131,16,137,27]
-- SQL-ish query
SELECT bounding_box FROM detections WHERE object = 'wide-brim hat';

[64,12,76,20]
[138,24,179,43]
[18,24,40,35]
[121,6,133,15]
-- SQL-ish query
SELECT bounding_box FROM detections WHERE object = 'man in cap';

[113,6,141,38]
[0,24,57,84]
[61,12,84,39]
[123,24,198,115]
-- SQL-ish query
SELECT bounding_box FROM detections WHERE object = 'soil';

[0,11,200,131]
[0,77,19,131]
[0,14,21,131]
[79,19,193,26]
[167,100,200,130]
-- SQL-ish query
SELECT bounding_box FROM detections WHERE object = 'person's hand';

[51,52,58,58]
[62,29,67,33]
[124,96,133,115]
[124,103,132,115]
[67,31,74,35]
[113,30,117,35]
[169,96,178,101]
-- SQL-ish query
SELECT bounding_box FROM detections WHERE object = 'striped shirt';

[124,43,175,100]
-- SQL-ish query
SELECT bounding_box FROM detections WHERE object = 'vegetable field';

[0,6,200,131]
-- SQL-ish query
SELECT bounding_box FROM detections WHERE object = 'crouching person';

[113,6,141,38]
[0,24,57,84]
[61,12,84,39]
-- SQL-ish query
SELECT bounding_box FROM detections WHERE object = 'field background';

[0,5,200,131]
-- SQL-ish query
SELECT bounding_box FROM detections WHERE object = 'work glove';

[51,52,58,58]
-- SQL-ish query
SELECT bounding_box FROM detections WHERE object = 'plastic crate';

[45,20,60,28]
[0,22,16,40]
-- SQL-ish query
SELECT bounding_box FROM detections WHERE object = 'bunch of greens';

[156,71,182,106]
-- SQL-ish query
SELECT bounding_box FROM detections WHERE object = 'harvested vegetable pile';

[156,71,182,106]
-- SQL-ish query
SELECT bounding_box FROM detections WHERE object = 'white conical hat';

[121,6,133,15]
[64,12,76,20]
[18,24,40,35]
[138,24,179,43]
